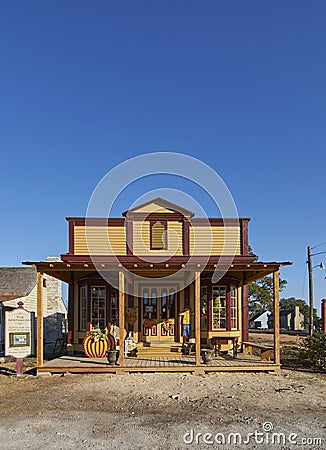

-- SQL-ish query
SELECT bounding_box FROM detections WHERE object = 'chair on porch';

[210,336,239,358]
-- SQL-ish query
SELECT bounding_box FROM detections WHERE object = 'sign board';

[5,308,32,358]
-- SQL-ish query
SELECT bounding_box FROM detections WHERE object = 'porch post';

[36,271,44,367]
[273,270,280,365]
[195,271,201,366]
[119,271,125,367]
[67,272,74,345]
[241,277,249,342]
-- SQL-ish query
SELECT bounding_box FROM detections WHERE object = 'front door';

[141,286,177,342]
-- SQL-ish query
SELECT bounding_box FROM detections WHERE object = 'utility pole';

[307,246,314,336]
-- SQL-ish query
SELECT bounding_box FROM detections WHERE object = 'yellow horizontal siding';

[190,226,240,256]
[133,221,183,256]
[74,226,126,255]
[132,221,150,254]
[167,221,183,255]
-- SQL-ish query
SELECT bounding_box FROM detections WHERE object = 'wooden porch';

[34,269,282,374]
[38,353,279,374]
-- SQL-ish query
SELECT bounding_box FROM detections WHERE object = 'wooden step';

[136,352,183,359]
[139,341,180,348]
[136,343,182,358]
[138,346,181,353]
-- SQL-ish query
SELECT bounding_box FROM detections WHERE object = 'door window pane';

[161,289,167,319]
[169,289,175,318]
[143,289,149,319]
[151,289,157,317]
[212,286,226,329]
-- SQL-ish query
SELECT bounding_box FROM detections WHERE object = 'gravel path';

[0,370,325,449]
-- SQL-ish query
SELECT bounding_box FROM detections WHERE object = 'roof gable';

[122,197,194,217]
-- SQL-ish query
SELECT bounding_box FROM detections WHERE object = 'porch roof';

[22,258,291,284]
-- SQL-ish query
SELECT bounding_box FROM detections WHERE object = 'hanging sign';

[5,307,32,358]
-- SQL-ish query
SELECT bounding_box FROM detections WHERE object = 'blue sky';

[0,1,325,312]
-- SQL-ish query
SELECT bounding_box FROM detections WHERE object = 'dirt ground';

[0,334,325,450]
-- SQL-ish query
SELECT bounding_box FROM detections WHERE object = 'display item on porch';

[124,332,136,356]
[106,348,118,365]
[83,327,116,358]
[180,308,192,343]
[201,348,214,364]
[162,318,174,332]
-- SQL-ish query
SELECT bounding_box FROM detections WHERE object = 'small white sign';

[5,308,32,358]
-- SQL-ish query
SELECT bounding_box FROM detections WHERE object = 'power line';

[311,241,326,250]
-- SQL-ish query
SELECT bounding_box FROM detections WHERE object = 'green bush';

[300,332,326,371]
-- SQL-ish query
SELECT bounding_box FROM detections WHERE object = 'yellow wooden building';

[25,198,290,373]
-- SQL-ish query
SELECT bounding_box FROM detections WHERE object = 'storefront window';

[91,286,106,329]
[212,286,226,329]
[231,287,238,329]
[79,286,87,331]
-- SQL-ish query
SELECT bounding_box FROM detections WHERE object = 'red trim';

[59,254,258,264]
[66,217,251,226]
[226,289,232,331]
[126,220,133,256]
[241,219,249,255]
[176,290,180,342]
[86,283,91,332]
[67,218,125,226]
[201,278,212,332]
[105,285,110,325]
[190,218,249,226]
[69,220,75,254]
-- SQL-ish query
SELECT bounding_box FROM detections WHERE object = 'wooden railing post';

[195,272,201,366]
[37,271,44,367]
[119,271,125,367]
[273,270,280,365]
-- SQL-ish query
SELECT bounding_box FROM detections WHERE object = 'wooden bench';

[242,341,274,361]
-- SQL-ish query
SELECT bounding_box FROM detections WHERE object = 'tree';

[249,275,287,316]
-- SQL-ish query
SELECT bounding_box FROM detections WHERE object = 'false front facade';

[25,198,290,371]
